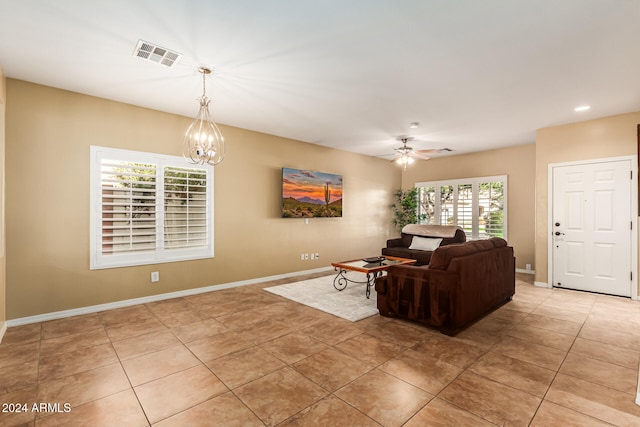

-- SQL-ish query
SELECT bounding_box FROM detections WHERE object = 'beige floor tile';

[38,343,119,382]
[0,386,37,426]
[404,397,495,427]
[39,328,110,357]
[2,272,640,427]
[335,332,404,365]
[234,318,294,344]
[334,369,433,427]
[235,367,327,427]
[293,347,375,392]
[488,306,529,323]
[259,332,328,364]
[122,345,200,386]
[0,360,38,393]
[492,336,566,370]
[520,313,583,336]
[112,330,182,360]
[206,346,285,389]
[104,317,167,342]
[36,363,130,411]
[301,318,363,345]
[0,323,42,345]
[152,309,204,328]
[578,324,640,350]
[412,333,486,369]
[453,327,504,351]
[380,348,462,394]
[531,400,615,427]
[37,389,147,427]
[134,364,228,424]
[170,318,228,343]
[153,392,263,427]
[185,331,254,362]
[570,337,640,369]
[533,305,589,324]
[145,297,192,316]
[40,314,104,340]
[505,323,576,351]
[439,371,541,426]
[279,396,379,426]
[97,304,155,328]
[559,352,638,395]
[364,321,430,348]
[470,316,516,335]
[468,351,555,397]
[583,316,640,338]
[0,340,40,369]
[545,373,640,425]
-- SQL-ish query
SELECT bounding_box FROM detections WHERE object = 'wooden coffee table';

[330,256,417,298]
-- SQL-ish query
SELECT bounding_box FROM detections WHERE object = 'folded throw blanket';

[402,224,461,238]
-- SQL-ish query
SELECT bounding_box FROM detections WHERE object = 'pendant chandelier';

[183,67,225,165]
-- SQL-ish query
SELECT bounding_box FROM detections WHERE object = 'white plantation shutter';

[90,146,213,269]
[163,166,208,250]
[100,161,157,255]
[417,176,507,240]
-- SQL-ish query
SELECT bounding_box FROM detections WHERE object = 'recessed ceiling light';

[409,122,420,129]
[574,105,591,112]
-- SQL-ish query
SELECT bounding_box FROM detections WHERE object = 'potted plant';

[391,187,426,231]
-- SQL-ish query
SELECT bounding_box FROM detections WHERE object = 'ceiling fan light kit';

[391,137,451,171]
[183,67,225,166]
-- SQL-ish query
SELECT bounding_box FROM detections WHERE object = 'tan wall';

[5,79,400,319]
[535,112,640,292]
[401,144,536,271]
[0,66,6,328]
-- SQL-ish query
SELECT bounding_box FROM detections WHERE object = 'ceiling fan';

[392,137,452,170]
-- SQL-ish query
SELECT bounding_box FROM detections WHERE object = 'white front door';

[552,159,632,297]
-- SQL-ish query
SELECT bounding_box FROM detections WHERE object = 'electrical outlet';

[151,271,159,282]
[525,263,532,271]
[300,253,305,261]
[310,253,315,260]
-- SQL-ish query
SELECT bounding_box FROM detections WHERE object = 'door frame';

[547,155,638,300]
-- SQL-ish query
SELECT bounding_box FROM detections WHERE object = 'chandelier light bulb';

[183,67,225,166]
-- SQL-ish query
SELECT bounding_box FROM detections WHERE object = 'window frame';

[90,146,214,270]
[415,175,507,240]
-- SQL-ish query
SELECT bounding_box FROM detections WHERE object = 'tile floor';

[1,273,639,426]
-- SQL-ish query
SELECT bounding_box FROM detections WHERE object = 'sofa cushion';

[408,236,442,251]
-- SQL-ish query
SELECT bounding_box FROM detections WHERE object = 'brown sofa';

[375,237,515,335]
[382,224,466,265]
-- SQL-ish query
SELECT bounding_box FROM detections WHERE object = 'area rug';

[264,272,378,322]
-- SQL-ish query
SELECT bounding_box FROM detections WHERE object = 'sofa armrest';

[386,237,404,248]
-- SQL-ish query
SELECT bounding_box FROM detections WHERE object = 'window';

[90,146,213,269]
[416,175,507,240]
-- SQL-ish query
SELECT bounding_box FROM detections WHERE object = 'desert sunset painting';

[282,168,343,217]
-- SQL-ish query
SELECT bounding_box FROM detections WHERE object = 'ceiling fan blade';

[412,152,432,160]
[415,149,439,154]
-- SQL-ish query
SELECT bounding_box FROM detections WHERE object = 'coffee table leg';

[333,269,349,291]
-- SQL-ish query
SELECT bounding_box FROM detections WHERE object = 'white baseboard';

[515,268,535,275]
[534,281,549,288]
[637,369,640,406]
[0,321,6,343]
[6,266,333,327]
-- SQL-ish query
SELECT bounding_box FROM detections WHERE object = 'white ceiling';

[1,0,639,160]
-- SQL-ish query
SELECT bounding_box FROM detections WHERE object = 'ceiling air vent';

[133,40,182,68]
